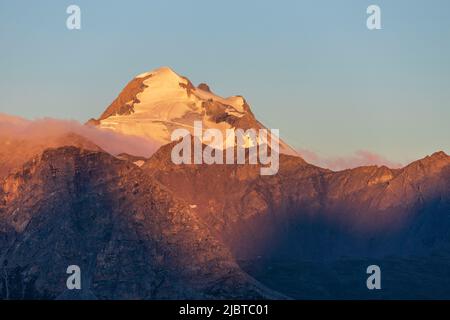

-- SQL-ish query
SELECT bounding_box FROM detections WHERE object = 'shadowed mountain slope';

[144,143,450,261]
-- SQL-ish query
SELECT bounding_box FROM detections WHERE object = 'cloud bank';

[0,113,160,158]
[0,113,404,171]
[297,148,403,171]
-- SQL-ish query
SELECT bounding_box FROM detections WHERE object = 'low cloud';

[297,148,403,171]
[0,113,405,171]
[0,113,159,158]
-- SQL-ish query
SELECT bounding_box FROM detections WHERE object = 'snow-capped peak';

[89,67,298,156]
[137,66,187,85]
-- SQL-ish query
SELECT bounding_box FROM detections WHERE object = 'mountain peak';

[135,66,192,89]
[430,151,448,159]
[136,66,179,79]
[420,150,449,165]
[400,150,450,178]
[89,67,298,156]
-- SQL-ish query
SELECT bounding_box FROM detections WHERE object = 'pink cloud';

[0,113,405,170]
[297,148,403,171]
[0,113,159,158]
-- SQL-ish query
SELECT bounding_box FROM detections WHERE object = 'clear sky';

[1,0,449,164]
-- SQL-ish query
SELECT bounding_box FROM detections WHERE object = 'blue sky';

[0,0,449,163]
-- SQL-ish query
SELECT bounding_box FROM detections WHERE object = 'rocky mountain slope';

[1,139,447,299]
[0,146,279,299]
[144,141,450,261]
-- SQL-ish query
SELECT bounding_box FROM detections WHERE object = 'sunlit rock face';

[0,147,279,299]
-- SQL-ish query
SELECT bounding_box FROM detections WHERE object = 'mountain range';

[1,67,449,299]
